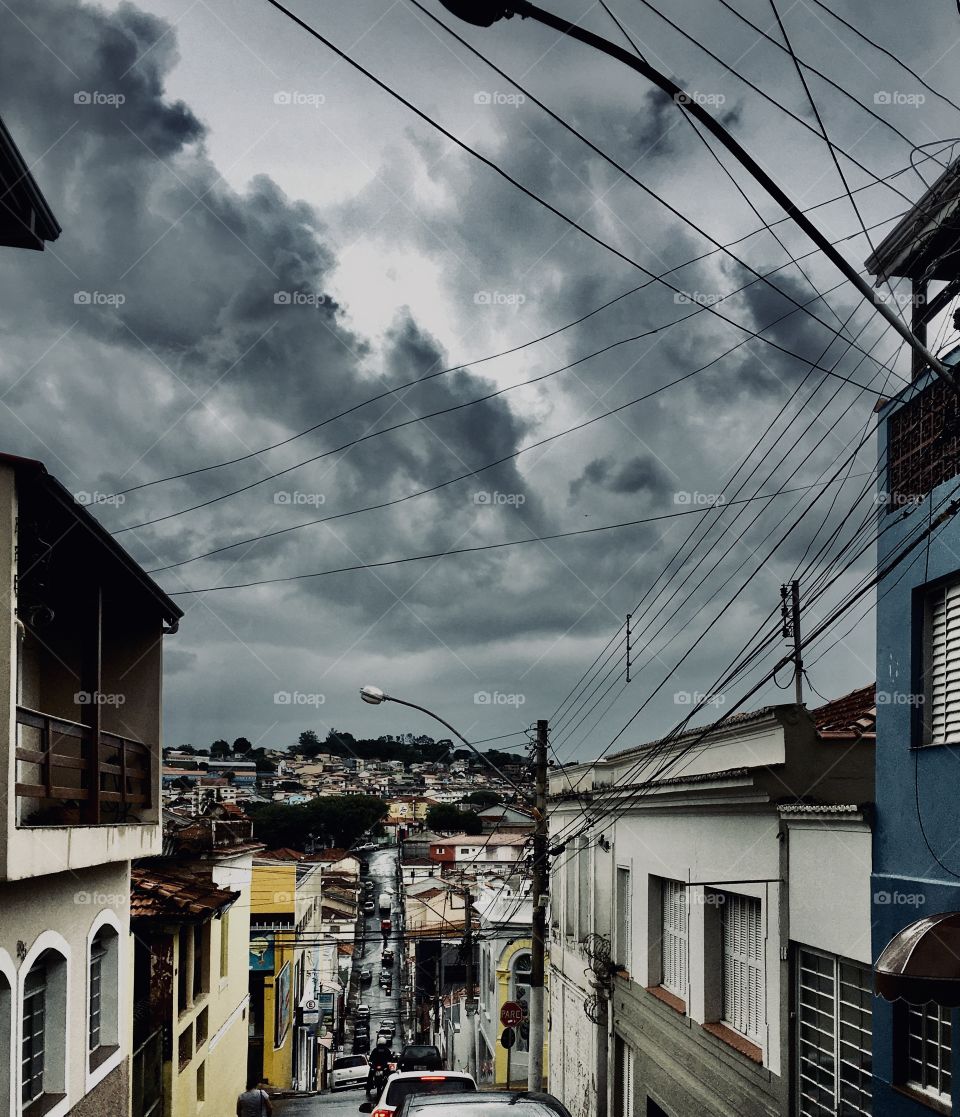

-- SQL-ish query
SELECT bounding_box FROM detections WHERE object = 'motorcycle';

[369,1058,397,1098]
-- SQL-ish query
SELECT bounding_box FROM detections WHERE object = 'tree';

[425,804,484,835]
[461,790,501,810]
[246,795,388,851]
[233,737,253,754]
[210,739,230,759]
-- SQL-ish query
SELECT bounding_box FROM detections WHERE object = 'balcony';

[15,706,153,827]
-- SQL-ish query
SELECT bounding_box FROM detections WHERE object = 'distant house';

[0,115,60,250]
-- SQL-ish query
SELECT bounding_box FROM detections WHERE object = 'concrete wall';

[0,861,130,1117]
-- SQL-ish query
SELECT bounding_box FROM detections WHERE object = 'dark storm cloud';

[569,454,670,501]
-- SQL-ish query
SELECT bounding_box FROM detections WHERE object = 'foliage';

[460,790,501,809]
[210,739,230,759]
[233,736,253,753]
[425,803,484,835]
[246,794,388,851]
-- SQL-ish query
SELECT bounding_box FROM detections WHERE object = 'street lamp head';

[360,684,387,705]
[436,1,514,26]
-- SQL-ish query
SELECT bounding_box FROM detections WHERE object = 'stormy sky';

[2,0,958,759]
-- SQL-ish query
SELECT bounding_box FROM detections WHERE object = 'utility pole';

[463,886,477,1078]
[528,719,549,1092]
[780,580,803,706]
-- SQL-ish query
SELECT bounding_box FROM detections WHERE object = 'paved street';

[277,846,403,1114]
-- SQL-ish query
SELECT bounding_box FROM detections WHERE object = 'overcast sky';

[2,0,959,758]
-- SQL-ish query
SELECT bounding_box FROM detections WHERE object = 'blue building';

[868,159,960,1116]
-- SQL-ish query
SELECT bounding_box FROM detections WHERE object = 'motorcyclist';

[366,1038,394,1096]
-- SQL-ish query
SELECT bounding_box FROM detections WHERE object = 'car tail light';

[372,1109,392,1117]
[420,1076,446,1081]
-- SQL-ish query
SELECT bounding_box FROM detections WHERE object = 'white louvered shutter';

[722,893,764,1042]
[661,880,688,997]
[930,582,960,743]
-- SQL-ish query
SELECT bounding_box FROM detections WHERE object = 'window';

[89,939,105,1051]
[796,947,872,1117]
[615,867,632,969]
[613,1034,634,1117]
[564,847,577,936]
[22,965,46,1106]
[927,581,960,744]
[196,1007,209,1046]
[661,880,688,1000]
[512,953,532,1054]
[577,839,592,941]
[900,1001,952,1109]
[177,926,190,1014]
[219,911,230,979]
[721,893,763,1043]
[196,1061,205,1103]
[88,925,119,1067]
[178,1023,193,1071]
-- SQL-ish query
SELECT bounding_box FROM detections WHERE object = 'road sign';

[500,1027,516,1050]
[500,1001,524,1028]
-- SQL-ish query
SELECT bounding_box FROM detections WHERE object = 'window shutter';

[661,880,688,997]
[721,894,763,1042]
[930,582,960,744]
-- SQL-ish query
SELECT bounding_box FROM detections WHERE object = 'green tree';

[232,737,253,754]
[210,739,230,759]
[247,794,388,851]
[425,804,484,835]
[461,790,501,810]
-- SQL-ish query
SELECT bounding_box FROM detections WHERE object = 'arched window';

[511,953,532,1055]
[21,949,67,1107]
[89,926,119,1065]
[0,969,11,1116]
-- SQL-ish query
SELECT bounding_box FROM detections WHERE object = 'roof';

[810,684,876,742]
[261,848,304,861]
[430,832,529,848]
[0,452,182,624]
[0,115,60,249]
[606,704,782,761]
[131,862,239,922]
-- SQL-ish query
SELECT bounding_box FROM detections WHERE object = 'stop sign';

[500,1001,524,1028]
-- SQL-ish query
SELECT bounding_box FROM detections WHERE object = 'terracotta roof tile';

[131,862,239,922]
[811,684,876,741]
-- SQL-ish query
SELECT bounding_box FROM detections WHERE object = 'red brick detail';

[701,1021,763,1064]
[646,986,686,1015]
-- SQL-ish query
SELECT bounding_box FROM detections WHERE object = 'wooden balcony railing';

[15,706,154,826]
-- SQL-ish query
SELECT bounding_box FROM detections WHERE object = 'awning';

[876,911,960,1006]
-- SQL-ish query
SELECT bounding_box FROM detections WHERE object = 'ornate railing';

[15,706,153,825]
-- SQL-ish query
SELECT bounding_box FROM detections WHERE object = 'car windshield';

[386,1078,476,1107]
[333,1056,366,1069]
[402,1047,439,1059]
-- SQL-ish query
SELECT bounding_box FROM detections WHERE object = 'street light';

[358,685,534,806]
[435,0,957,389]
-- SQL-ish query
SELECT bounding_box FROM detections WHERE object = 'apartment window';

[89,939,105,1051]
[927,581,960,744]
[196,1007,209,1046]
[721,893,763,1043]
[219,911,230,979]
[177,926,190,1014]
[178,1023,193,1071]
[196,1061,206,1103]
[661,880,688,1000]
[615,867,632,970]
[796,947,872,1117]
[22,965,46,1106]
[613,1034,634,1117]
[564,845,577,936]
[88,925,119,1067]
[899,1001,952,1109]
[577,838,592,942]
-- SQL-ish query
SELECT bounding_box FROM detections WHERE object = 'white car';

[359,1070,476,1116]
[331,1054,369,1091]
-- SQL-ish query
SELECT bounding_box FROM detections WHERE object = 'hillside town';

[6,2,960,1117]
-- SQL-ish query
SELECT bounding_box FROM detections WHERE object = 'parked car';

[331,1054,369,1091]
[364,901,375,914]
[397,1045,443,1072]
[381,950,395,967]
[394,1092,573,1117]
[360,968,373,983]
[356,1003,371,1018]
[358,1071,476,1116]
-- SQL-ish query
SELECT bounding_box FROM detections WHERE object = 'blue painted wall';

[873,362,960,1115]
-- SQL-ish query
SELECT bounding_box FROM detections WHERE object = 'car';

[353,1036,370,1055]
[358,1071,476,1116]
[379,1019,395,1034]
[397,1045,443,1072]
[364,901,376,914]
[379,971,391,986]
[330,1054,369,1091]
[375,1030,393,1046]
[393,1092,573,1117]
[356,1003,371,1018]
[360,968,373,983]
[381,951,395,967]
[381,918,392,933]
[383,983,393,997]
